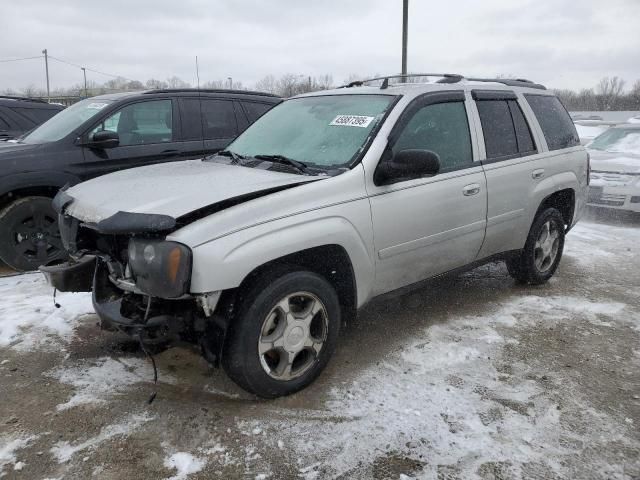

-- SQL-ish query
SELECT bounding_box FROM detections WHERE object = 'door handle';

[463,183,481,196]
[532,168,545,179]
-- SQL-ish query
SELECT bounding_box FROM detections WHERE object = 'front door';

[81,98,180,179]
[368,92,487,296]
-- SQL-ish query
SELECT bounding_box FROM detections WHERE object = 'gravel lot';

[1,211,639,480]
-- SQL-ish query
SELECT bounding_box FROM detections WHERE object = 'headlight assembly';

[127,239,192,298]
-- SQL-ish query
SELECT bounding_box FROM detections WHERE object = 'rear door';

[471,90,545,258]
[368,91,488,295]
[81,98,181,179]
[177,97,240,159]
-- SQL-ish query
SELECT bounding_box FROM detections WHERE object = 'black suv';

[0,96,64,141]
[0,89,281,271]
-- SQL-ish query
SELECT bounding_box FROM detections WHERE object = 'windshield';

[225,94,395,169]
[21,98,113,144]
[588,128,640,155]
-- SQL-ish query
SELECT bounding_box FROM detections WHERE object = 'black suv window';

[91,100,173,146]
[476,99,536,160]
[524,94,579,151]
[180,98,237,141]
[242,102,272,122]
[393,101,473,173]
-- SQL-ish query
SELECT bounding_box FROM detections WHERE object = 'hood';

[0,141,41,155]
[65,159,320,223]
[588,149,640,174]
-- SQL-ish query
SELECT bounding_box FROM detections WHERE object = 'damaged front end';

[40,197,227,362]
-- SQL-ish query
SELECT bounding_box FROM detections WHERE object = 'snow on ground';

[47,356,176,410]
[163,450,206,480]
[50,412,153,464]
[247,293,638,478]
[0,434,37,475]
[0,273,92,351]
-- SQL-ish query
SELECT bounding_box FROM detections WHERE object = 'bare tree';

[146,78,168,89]
[166,76,190,88]
[255,75,278,94]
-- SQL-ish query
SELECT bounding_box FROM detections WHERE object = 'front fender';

[0,171,82,198]
[180,204,376,307]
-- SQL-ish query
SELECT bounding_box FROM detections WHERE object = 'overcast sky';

[1,0,639,92]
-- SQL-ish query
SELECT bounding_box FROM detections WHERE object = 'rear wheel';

[0,196,66,271]
[506,207,565,285]
[221,268,340,398]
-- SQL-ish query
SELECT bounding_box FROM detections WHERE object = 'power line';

[0,55,43,63]
[48,55,136,82]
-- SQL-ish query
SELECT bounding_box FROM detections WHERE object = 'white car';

[587,125,640,213]
[42,74,588,398]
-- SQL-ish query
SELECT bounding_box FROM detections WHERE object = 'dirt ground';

[1,209,639,480]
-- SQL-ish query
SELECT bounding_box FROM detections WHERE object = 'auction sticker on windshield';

[330,115,375,128]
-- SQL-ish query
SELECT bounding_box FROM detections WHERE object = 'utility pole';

[81,67,87,98]
[42,48,50,101]
[308,75,312,91]
[401,0,408,80]
[228,77,233,89]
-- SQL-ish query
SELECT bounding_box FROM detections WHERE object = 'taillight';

[586,152,590,185]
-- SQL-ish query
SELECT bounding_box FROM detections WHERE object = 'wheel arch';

[536,188,575,229]
[0,172,81,210]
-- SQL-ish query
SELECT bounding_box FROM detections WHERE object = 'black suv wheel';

[0,196,66,271]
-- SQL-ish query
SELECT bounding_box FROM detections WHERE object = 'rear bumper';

[587,185,640,213]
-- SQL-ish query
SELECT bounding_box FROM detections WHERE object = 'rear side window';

[11,107,59,125]
[476,99,537,160]
[242,102,273,122]
[0,114,10,130]
[476,100,518,159]
[524,95,579,151]
[180,98,238,140]
[508,100,536,154]
[201,99,237,139]
[393,101,473,173]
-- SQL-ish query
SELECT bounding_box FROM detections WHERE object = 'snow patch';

[163,452,206,480]
[0,435,37,476]
[0,273,92,351]
[46,356,176,410]
[50,413,152,463]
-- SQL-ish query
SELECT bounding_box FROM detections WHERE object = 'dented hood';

[65,159,319,223]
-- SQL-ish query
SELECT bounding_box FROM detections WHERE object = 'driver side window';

[90,100,173,146]
[393,101,473,173]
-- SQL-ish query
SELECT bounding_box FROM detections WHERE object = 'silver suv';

[42,74,588,398]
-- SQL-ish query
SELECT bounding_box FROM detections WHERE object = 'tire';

[221,268,341,398]
[0,196,66,272]
[506,207,565,285]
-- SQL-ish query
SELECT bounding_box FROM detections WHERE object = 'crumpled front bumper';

[39,255,96,292]
[40,257,184,341]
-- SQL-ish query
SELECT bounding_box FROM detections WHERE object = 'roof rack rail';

[143,88,280,98]
[340,74,546,90]
[0,95,49,103]
[467,77,546,90]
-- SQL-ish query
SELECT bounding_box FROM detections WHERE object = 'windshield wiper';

[253,154,310,174]
[215,149,246,163]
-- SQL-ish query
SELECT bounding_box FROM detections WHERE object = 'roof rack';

[341,74,546,90]
[0,95,49,103]
[143,88,280,98]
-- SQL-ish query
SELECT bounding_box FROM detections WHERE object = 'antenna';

[195,56,207,157]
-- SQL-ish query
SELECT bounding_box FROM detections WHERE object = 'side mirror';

[87,130,119,149]
[375,149,441,185]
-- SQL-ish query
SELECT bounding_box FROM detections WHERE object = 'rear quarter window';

[524,95,579,151]
[242,102,273,122]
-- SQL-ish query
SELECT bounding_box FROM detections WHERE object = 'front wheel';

[506,207,565,285]
[0,196,66,272]
[221,269,341,398]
